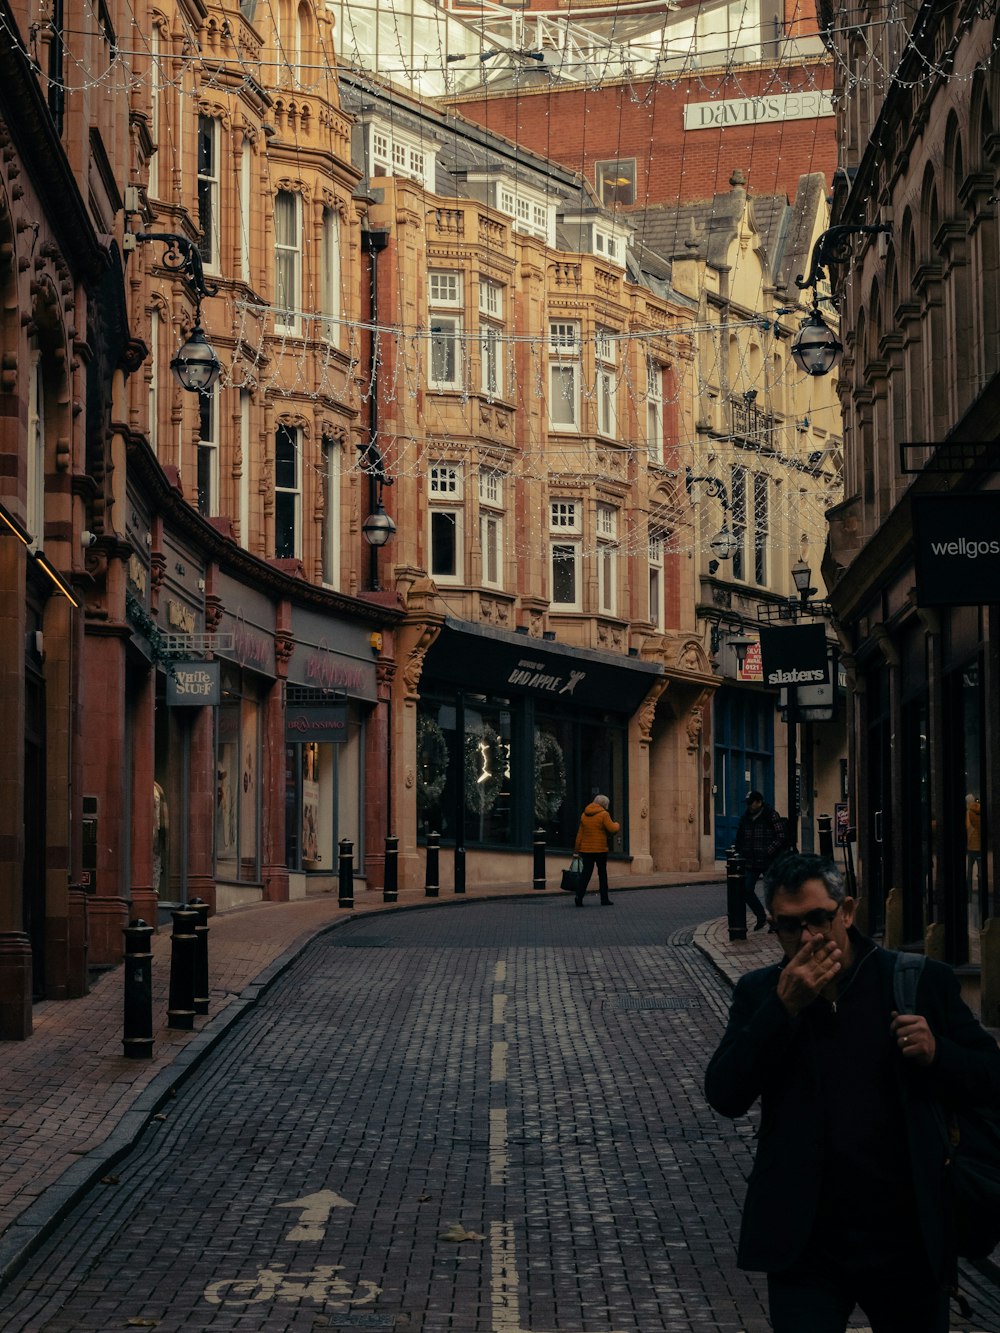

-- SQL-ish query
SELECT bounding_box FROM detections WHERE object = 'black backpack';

[893,952,1000,1260]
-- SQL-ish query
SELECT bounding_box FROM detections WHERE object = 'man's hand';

[890,1011,937,1067]
[776,937,843,1017]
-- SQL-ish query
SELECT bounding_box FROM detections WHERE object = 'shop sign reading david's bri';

[683,90,834,131]
[758,624,829,689]
[911,493,1000,606]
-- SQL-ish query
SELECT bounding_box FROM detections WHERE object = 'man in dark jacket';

[705,851,1000,1332]
[733,790,787,930]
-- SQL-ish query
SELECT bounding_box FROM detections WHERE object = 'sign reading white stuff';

[758,624,829,691]
[912,493,1000,606]
[683,89,834,131]
[167,661,220,706]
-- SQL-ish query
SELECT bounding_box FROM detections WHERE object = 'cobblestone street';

[1,887,998,1332]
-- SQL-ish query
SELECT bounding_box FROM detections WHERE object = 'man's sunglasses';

[772,904,841,938]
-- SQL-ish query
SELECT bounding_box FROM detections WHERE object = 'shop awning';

[425,619,664,715]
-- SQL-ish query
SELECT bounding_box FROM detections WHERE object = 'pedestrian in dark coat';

[572,794,619,906]
[705,851,1000,1333]
[733,790,787,930]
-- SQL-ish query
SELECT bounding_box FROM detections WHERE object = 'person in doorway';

[572,794,620,906]
[966,793,982,893]
[705,851,1000,1333]
[733,790,787,930]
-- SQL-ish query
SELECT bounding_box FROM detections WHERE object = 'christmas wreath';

[416,713,449,809]
[534,730,566,823]
[464,724,506,815]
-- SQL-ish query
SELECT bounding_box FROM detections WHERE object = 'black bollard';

[533,828,546,891]
[167,905,199,1030]
[726,847,748,942]
[338,838,354,910]
[383,835,399,904]
[425,831,440,897]
[817,812,833,860]
[454,845,466,895]
[187,897,210,1015]
[122,919,154,1059]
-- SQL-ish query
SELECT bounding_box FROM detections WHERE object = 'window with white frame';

[548,321,580,430]
[595,329,618,438]
[238,389,251,547]
[646,357,664,464]
[428,271,463,390]
[497,183,553,243]
[274,424,301,558]
[148,309,159,455]
[238,138,252,282]
[478,469,504,588]
[274,190,302,334]
[730,464,747,582]
[197,115,220,269]
[549,499,581,610]
[321,206,341,344]
[429,463,463,581]
[594,226,624,265]
[596,504,618,614]
[196,389,219,517]
[149,28,161,198]
[648,533,665,630]
[26,342,45,544]
[366,122,435,189]
[479,279,504,398]
[321,434,340,587]
[753,472,769,587]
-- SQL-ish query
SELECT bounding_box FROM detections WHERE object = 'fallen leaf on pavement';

[125,1319,160,1327]
[439,1224,484,1242]
[100,1175,120,1185]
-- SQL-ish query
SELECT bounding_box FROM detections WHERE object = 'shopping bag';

[561,855,584,892]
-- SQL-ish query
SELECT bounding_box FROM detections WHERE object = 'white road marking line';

[492,993,507,1025]
[490,1220,628,1333]
[494,961,507,983]
[489,1108,509,1185]
[491,1040,509,1083]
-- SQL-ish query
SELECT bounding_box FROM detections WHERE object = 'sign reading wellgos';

[758,624,829,690]
[912,494,1000,606]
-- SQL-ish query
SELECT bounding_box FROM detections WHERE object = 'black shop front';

[417,619,662,855]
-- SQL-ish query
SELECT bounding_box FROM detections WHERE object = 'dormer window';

[594,226,624,265]
[365,121,436,190]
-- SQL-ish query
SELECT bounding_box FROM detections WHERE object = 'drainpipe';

[361,227,390,592]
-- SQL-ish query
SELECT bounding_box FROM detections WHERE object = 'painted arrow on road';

[276,1190,354,1241]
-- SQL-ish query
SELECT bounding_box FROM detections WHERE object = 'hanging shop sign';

[911,493,1000,606]
[285,701,349,744]
[166,661,221,706]
[758,624,829,689]
[426,618,663,714]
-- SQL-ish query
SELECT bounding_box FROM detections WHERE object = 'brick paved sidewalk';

[0,868,721,1285]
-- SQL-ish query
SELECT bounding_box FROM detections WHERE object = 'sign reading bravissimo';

[758,624,829,689]
[425,619,663,714]
[285,703,349,745]
[912,493,1000,606]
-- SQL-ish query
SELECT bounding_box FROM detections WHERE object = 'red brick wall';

[451,62,837,205]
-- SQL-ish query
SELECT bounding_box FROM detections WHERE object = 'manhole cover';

[614,995,700,1011]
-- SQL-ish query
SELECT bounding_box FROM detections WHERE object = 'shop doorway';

[713,688,775,859]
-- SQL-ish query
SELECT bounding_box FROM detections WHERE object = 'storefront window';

[216,667,261,883]
[284,711,365,872]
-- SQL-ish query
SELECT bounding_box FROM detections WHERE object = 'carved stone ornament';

[686,705,703,753]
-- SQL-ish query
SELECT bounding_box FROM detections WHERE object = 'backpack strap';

[892,950,926,1014]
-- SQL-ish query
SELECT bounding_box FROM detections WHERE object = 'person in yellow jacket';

[573,794,620,906]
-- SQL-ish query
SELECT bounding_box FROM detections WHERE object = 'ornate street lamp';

[125,227,222,392]
[362,500,396,548]
[791,307,843,377]
[686,467,739,562]
[791,557,817,605]
[790,222,891,379]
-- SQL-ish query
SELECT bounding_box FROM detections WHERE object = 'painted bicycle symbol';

[204,1264,381,1308]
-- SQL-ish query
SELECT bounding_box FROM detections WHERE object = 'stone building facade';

[820,0,1000,1019]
